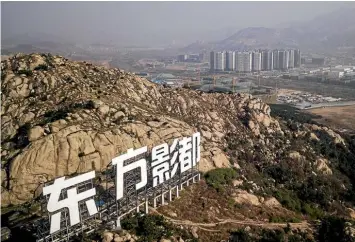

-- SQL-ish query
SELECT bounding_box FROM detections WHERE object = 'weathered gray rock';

[316,158,332,175]
[232,190,261,206]
[19,112,35,126]
[263,197,282,207]
[99,105,110,115]
[49,119,67,133]
[28,126,45,141]
[191,227,198,239]
[102,231,114,242]
[113,111,125,120]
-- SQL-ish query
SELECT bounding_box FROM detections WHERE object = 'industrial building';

[177,54,187,62]
[150,73,184,87]
[177,54,203,63]
[328,71,345,79]
[312,57,326,66]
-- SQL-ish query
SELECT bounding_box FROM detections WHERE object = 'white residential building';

[235,52,244,72]
[235,52,252,72]
[252,52,262,72]
[225,51,235,71]
[288,49,295,69]
[215,52,225,71]
[243,52,253,72]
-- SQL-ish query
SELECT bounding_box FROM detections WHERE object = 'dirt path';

[151,208,311,232]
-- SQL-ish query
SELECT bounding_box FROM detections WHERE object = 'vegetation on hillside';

[204,167,238,192]
[229,216,355,242]
[121,213,197,242]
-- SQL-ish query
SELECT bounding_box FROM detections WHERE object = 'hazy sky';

[2,1,355,46]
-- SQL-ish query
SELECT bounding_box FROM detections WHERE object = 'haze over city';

[2,1,355,46]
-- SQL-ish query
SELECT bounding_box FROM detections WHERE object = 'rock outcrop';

[232,189,261,206]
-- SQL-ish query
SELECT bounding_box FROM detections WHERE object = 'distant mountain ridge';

[181,7,355,52]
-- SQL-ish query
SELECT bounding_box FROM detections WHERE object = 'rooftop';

[156,73,176,79]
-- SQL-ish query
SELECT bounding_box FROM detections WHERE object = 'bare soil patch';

[308,105,355,131]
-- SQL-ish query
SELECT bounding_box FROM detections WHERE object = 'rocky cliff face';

[1,53,282,206]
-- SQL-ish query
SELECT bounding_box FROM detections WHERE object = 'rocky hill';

[1,53,278,206]
[1,53,355,241]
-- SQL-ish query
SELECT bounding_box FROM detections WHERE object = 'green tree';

[317,216,354,242]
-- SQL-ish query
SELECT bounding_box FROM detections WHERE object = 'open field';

[256,78,355,100]
[307,105,355,132]
[1,55,10,61]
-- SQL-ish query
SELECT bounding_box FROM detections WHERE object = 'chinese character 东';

[43,171,98,234]
[151,132,201,187]
[111,147,148,200]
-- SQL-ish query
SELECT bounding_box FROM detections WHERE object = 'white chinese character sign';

[42,132,201,235]
[43,171,98,234]
[150,132,201,187]
[111,146,148,200]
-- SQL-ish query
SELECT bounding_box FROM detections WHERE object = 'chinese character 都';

[111,147,148,200]
[43,171,98,234]
[179,132,201,173]
[192,132,201,166]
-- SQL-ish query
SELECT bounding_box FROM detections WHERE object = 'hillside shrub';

[274,189,302,212]
[259,229,286,242]
[9,122,32,149]
[17,69,33,76]
[34,64,49,71]
[122,213,172,242]
[301,203,324,220]
[317,216,354,242]
[204,168,238,190]
[121,213,194,242]
[269,104,321,124]
[296,175,339,207]
[229,229,253,242]
[40,101,96,125]
[269,216,301,223]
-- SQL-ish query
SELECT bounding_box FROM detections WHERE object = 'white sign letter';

[112,147,148,200]
[179,136,193,173]
[192,132,201,166]
[43,171,98,234]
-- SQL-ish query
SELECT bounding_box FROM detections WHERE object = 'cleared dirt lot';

[258,78,355,100]
[307,105,355,131]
